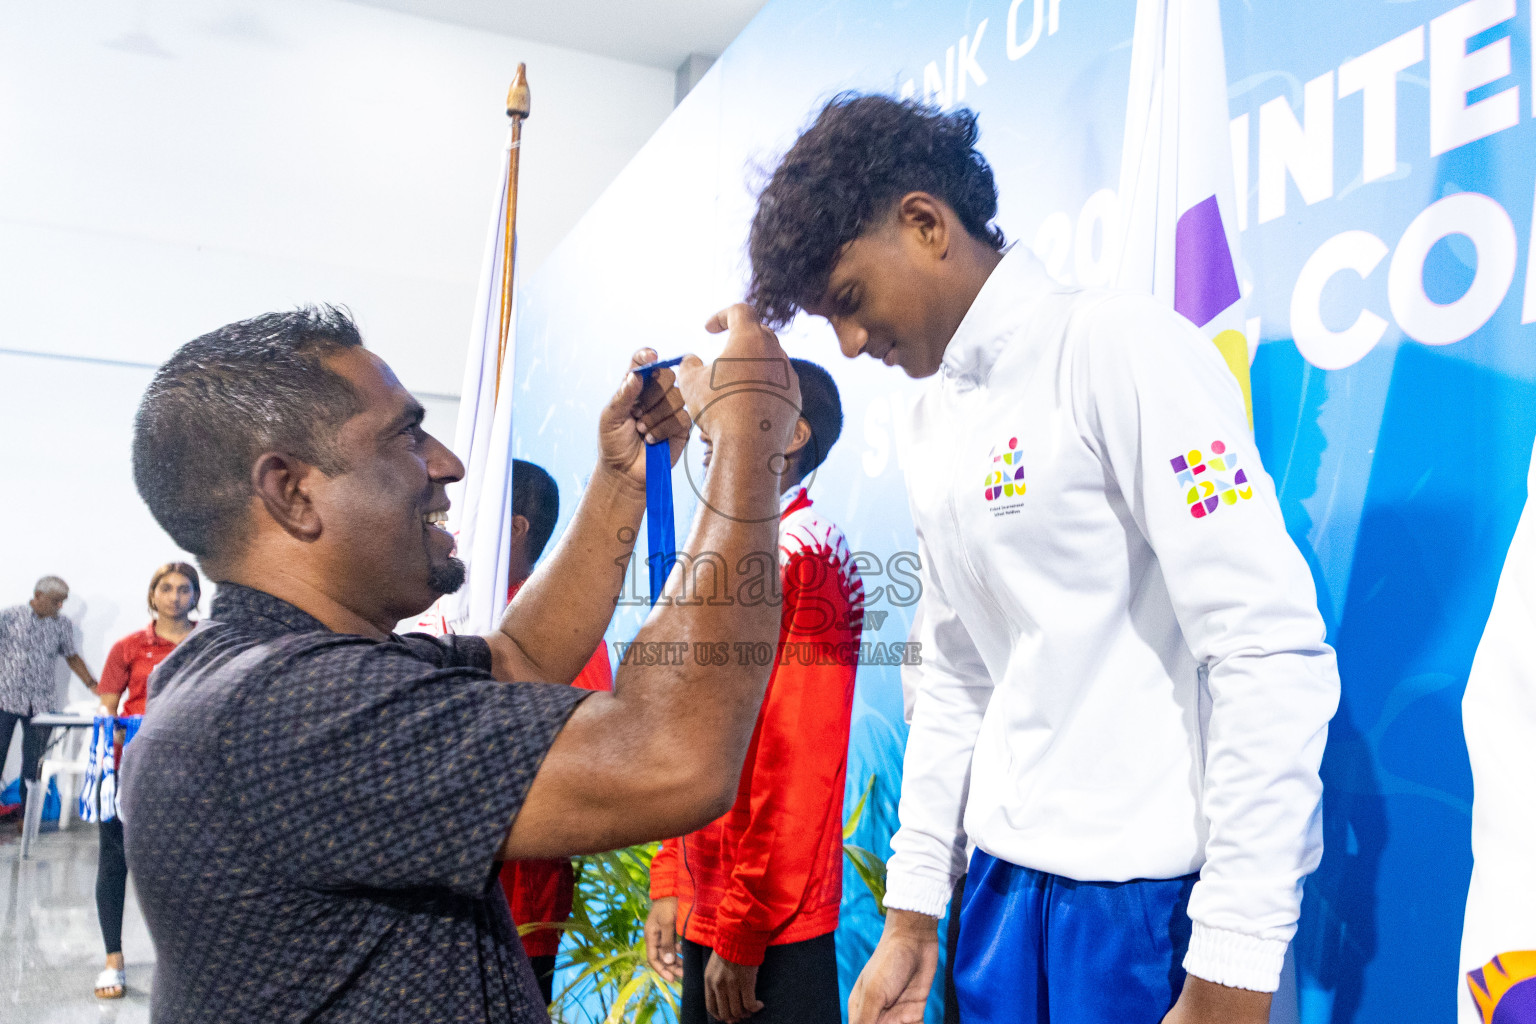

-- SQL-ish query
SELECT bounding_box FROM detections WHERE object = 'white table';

[28,711,95,728]
[20,711,97,859]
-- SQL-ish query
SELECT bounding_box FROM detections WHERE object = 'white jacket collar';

[939,245,1056,386]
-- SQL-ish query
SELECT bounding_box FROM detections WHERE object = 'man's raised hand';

[687,303,800,442]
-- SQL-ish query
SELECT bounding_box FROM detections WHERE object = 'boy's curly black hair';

[747,93,1007,329]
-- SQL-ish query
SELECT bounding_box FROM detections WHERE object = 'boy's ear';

[511,514,530,541]
[895,191,949,254]
[786,417,813,460]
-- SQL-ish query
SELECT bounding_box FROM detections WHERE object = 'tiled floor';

[0,818,154,1023]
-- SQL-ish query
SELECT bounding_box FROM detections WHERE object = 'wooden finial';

[506,63,531,120]
[494,63,530,401]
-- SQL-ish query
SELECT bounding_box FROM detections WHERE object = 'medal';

[634,357,683,605]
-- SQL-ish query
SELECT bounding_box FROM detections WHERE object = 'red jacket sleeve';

[98,637,132,698]
[650,837,681,900]
[709,550,857,966]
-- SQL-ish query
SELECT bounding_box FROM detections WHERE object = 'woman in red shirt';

[92,562,200,1000]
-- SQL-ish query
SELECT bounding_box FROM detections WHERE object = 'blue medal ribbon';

[634,356,683,605]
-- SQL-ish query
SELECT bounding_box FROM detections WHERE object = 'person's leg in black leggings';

[527,953,556,1006]
[752,933,840,1024]
[680,934,841,1024]
[681,937,710,1024]
[97,819,128,956]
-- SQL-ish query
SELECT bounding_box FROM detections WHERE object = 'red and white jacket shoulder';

[778,488,865,633]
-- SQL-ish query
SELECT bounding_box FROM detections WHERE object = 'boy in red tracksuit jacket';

[646,358,863,1024]
[496,459,614,1005]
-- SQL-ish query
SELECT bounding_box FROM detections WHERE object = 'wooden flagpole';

[495,63,531,401]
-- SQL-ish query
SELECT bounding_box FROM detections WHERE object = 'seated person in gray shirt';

[121,304,799,1024]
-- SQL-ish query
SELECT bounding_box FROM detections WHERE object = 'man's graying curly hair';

[747,93,1007,329]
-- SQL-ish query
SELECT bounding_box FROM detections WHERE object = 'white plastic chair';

[20,705,96,858]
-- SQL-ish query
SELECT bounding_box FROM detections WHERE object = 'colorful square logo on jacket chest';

[1170,440,1252,519]
[984,437,1026,500]
[984,436,1028,516]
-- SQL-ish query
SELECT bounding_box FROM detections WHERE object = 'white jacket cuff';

[882,873,954,919]
[1182,923,1287,993]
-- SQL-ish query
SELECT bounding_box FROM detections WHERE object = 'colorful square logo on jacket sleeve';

[1468,951,1536,1023]
[1169,439,1253,519]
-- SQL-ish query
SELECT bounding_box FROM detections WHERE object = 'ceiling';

[341,0,770,70]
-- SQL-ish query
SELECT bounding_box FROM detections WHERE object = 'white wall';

[0,0,673,782]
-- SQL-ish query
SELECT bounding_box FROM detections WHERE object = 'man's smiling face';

[312,348,466,623]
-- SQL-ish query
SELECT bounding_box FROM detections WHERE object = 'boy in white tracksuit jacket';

[1459,435,1536,1024]
[745,94,1339,1024]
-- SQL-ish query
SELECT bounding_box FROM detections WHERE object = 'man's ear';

[895,192,949,257]
[510,514,530,542]
[251,451,323,542]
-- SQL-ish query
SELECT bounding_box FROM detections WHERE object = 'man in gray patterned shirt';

[123,304,802,1022]
[0,575,99,809]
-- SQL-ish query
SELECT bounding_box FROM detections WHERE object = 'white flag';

[419,136,518,636]
[1116,0,1253,425]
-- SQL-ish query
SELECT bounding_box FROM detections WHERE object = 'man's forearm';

[496,465,647,685]
[67,655,96,689]
[494,310,802,857]
[621,416,783,732]
[584,411,786,841]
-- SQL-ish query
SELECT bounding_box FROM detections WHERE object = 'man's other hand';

[699,304,801,440]
[705,950,763,1023]
[599,348,692,490]
[675,354,711,427]
[644,897,682,983]
[849,909,940,1024]
[1160,975,1272,1024]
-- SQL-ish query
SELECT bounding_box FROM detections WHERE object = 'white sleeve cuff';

[1182,922,1287,993]
[882,872,955,919]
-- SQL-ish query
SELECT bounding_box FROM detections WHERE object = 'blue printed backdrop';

[510,1,1536,1021]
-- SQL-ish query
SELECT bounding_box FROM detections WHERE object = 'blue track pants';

[954,849,1198,1023]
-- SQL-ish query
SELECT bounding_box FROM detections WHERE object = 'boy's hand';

[1160,975,1272,1024]
[643,897,682,983]
[706,951,763,1023]
[849,909,940,1024]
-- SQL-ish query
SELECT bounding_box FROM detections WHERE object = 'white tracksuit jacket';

[883,246,1340,992]
[1458,435,1536,1023]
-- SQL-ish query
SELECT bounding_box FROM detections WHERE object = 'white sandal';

[94,966,126,999]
